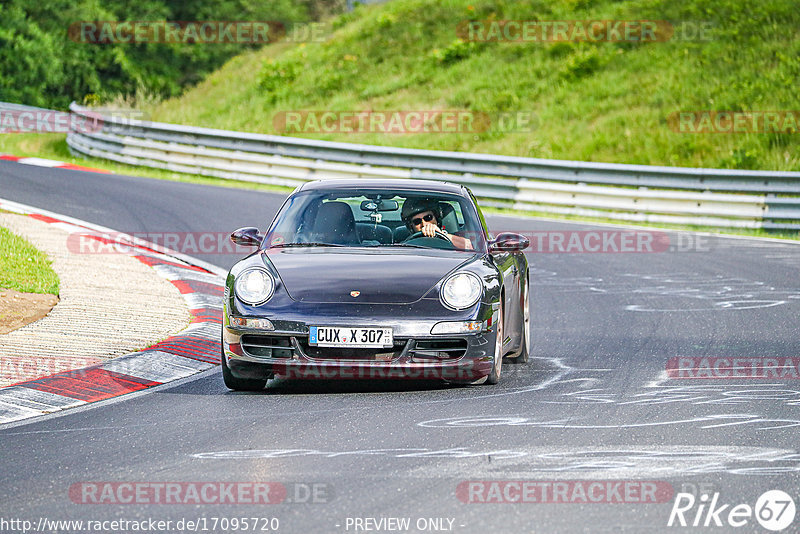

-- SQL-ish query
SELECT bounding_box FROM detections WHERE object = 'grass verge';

[0,225,60,294]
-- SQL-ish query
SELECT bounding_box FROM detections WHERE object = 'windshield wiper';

[270,242,345,248]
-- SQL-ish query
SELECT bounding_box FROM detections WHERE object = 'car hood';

[264,248,480,304]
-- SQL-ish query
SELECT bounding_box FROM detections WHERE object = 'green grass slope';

[146,0,800,171]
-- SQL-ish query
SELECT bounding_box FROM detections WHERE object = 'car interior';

[281,192,475,250]
[388,203,460,244]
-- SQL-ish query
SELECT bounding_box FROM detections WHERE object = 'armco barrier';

[0,102,53,113]
[39,103,795,230]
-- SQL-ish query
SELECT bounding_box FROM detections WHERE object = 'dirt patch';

[0,289,59,334]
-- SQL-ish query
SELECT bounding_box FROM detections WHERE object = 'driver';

[401,198,472,249]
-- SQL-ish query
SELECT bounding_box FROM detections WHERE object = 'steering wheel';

[403,228,452,243]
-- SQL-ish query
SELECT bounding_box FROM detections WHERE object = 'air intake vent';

[241,335,294,358]
[409,339,468,360]
[298,339,406,361]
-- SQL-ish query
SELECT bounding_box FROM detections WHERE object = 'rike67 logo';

[668,490,796,531]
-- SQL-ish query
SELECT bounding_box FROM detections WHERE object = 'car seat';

[356,223,393,244]
[311,201,360,245]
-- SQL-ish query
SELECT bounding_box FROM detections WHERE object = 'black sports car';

[222,179,530,390]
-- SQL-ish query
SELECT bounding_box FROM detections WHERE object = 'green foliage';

[561,47,603,80]
[259,55,304,103]
[0,2,72,108]
[720,147,760,170]
[11,0,799,171]
[260,57,304,92]
[146,0,800,170]
[0,0,338,109]
[430,39,481,65]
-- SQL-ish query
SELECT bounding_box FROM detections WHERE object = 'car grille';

[408,339,468,360]
[240,336,469,362]
[240,335,295,359]
[297,339,407,361]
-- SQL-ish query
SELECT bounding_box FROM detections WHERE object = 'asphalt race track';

[2,160,800,533]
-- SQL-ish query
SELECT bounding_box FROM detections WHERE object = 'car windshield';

[264,189,486,252]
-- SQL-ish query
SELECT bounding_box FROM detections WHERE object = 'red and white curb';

[0,198,226,425]
[0,153,111,174]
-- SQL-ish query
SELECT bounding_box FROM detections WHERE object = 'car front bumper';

[223,318,498,382]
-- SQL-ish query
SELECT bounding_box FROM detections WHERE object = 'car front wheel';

[511,276,530,364]
[221,346,268,391]
[486,301,503,385]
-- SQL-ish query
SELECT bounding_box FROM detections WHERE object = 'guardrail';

[57,103,799,230]
[0,102,53,112]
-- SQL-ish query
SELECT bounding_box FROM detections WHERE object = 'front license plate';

[309,326,393,348]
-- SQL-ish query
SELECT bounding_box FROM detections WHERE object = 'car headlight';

[234,268,275,305]
[440,272,482,310]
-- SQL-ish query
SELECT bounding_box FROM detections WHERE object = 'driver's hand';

[422,222,451,241]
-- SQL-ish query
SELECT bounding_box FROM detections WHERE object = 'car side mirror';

[230,227,263,247]
[489,232,530,253]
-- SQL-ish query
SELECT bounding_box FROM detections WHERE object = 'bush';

[260,58,303,94]
[561,47,603,81]
[430,39,481,65]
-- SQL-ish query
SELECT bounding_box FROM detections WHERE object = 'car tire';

[221,348,268,391]
[510,276,530,364]
[486,301,503,385]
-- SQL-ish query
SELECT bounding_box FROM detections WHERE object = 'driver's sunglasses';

[412,213,435,226]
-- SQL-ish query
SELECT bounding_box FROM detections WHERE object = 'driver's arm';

[449,234,473,250]
[421,222,473,249]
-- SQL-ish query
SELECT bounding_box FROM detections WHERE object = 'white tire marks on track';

[416,413,800,430]
[188,445,800,477]
[535,271,800,312]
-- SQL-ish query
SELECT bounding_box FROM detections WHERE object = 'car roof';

[298,179,467,195]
